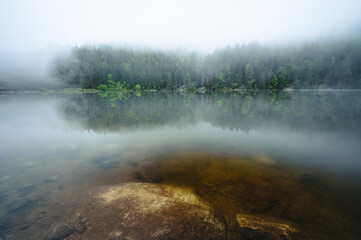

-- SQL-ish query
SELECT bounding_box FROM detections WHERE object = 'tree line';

[51,38,361,90]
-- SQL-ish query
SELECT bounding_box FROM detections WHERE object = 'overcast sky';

[1,0,361,53]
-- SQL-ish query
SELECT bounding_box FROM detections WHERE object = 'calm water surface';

[0,91,361,239]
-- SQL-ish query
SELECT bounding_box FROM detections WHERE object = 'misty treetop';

[51,39,361,90]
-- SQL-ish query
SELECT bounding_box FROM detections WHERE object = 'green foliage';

[135,84,142,91]
[97,84,108,91]
[245,64,258,90]
[106,74,115,88]
[245,64,253,80]
[217,72,225,88]
[98,73,124,92]
[270,76,278,89]
[185,72,196,92]
[277,67,288,88]
[285,63,297,83]
[268,92,277,102]
[166,72,173,90]
[216,97,224,107]
[115,81,124,91]
[135,84,142,97]
[225,66,231,83]
[123,62,130,72]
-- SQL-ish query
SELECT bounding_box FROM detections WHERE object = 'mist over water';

[58,91,361,172]
[0,91,361,239]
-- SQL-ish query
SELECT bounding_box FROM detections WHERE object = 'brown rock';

[69,183,226,240]
[236,213,302,240]
[136,161,161,183]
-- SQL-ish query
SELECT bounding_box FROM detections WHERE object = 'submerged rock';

[69,183,226,240]
[44,223,74,240]
[236,214,302,240]
[296,172,322,186]
[136,161,161,182]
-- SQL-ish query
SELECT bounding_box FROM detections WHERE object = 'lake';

[0,90,361,239]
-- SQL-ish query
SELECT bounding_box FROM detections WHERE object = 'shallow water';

[0,91,361,239]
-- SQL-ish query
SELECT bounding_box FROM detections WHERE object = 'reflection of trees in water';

[58,91,361,134]
[205,91,361,134]
[59,92,200,132]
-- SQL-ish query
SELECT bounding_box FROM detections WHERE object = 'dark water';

[0,91,361,239]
